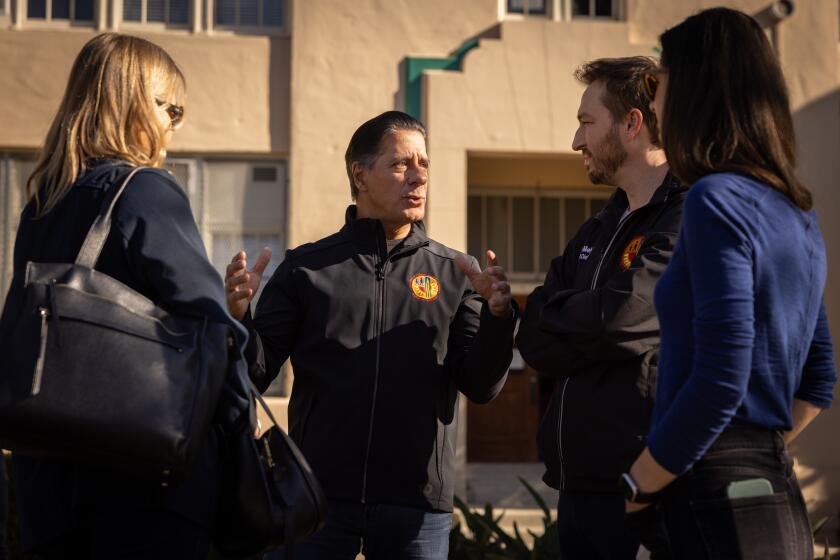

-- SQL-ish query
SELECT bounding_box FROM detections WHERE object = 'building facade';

[1,0,839,521]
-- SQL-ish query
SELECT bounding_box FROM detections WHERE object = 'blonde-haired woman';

[0,33,250,558]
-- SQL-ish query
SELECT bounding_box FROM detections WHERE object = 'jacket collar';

[340,205,429,250]
[596,170,685,223]
[75,158,134,189]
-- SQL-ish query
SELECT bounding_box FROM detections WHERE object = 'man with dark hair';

[225,111,517,560]
[516,57,685,559]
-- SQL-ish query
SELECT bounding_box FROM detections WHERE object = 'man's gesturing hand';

[455,250,513,318]
[225,247,272,320]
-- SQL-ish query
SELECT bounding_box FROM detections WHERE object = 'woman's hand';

[625,447,677,512]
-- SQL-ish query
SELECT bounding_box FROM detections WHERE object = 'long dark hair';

[659,7,812,210]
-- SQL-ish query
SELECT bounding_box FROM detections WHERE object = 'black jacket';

[516,174,686,494]
[244,206,516,512]
[0,161,252,551]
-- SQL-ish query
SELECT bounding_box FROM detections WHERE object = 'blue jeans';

[658,425,812,559]
[266,500,451,560]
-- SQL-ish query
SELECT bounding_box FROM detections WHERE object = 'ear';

[351,162,368,193]
[625,108,645,141]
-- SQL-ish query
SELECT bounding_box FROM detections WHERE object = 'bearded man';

[516,57,685,560]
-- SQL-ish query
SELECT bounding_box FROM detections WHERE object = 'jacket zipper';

[556,209,636,491]
[32,307,49,396]
[557,378,570,490]
[590,210,636,289]
[361,238,388,503]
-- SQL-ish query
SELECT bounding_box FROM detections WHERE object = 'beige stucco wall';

[468,154,592,189]
[287,0,499,247]
[0,29,290,154]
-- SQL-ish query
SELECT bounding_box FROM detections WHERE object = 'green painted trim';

[404,38,480,120]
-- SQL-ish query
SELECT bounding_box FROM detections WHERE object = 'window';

[507,0,547,15]
[204,159,285,293]
[215,0,283,28]
[0,156,33,311]
[468,190,609,281]
[123,0,189,25]
[27,0,94,21]
[572,0,615,18]
[166,157,287,395]
[211,232,280,298]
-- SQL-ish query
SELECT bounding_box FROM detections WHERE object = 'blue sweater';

[648,173,836,475]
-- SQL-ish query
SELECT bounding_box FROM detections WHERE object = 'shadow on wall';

[789,86,840,524]
[269,37,291,153]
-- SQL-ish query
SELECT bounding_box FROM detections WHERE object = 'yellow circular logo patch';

[620,235,644,271]
[410,274,440,302]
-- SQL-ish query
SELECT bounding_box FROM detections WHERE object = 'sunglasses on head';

[642,73,659,100]
[155,98,184,128]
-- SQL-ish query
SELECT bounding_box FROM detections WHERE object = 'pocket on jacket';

[290,394,316,446]
[689,492,797,559]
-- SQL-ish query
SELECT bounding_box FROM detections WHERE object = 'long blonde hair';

[27,33,186,216]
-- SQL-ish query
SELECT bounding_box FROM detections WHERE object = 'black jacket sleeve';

[516,236,585,376]
[445,257,517,404]
[248,254,302,393]
[538,203,681,367]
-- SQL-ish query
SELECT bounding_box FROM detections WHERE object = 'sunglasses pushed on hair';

[642,73,659,100]
[155,98,184,128]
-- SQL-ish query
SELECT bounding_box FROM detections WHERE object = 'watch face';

[620,473,637,502]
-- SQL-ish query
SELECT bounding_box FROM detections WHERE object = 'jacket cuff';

[483,298,519,321]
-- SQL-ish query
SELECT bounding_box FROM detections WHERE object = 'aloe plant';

[452,481,837,559]
[449,477,560,559]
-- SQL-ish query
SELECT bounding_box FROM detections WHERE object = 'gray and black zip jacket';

[516,174,686,494]
[242,206,516,512]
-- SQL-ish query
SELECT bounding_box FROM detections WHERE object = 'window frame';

[468,187,611,284]
[118,0,193,30]
[503,0,624,22]
[570,0,622,20]
[206,0,288,36]
[23,0,100,27]
[505,0,548,17]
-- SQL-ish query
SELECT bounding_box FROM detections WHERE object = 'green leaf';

[518,476,551,521]
[813,515,831,537]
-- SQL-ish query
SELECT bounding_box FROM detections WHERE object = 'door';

[466,295,540,462]
[466,355,540,462]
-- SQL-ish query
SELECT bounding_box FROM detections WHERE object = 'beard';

[585,125,627,186]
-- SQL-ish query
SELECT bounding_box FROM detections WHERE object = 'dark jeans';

[26,509,210,560]
[557,492,639,560]
[659,425,812,560]
[266,500,451,560]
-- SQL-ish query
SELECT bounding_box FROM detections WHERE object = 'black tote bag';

[0,167,232,482]
[214,382,327,557]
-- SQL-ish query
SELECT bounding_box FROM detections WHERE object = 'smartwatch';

[619,472,659,504]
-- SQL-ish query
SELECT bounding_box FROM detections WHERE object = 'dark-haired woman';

[623,8,836,560]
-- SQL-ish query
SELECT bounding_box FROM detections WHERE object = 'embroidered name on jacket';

[579,245,594,261]
[620,235,645,271]
[410,274,440,301]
